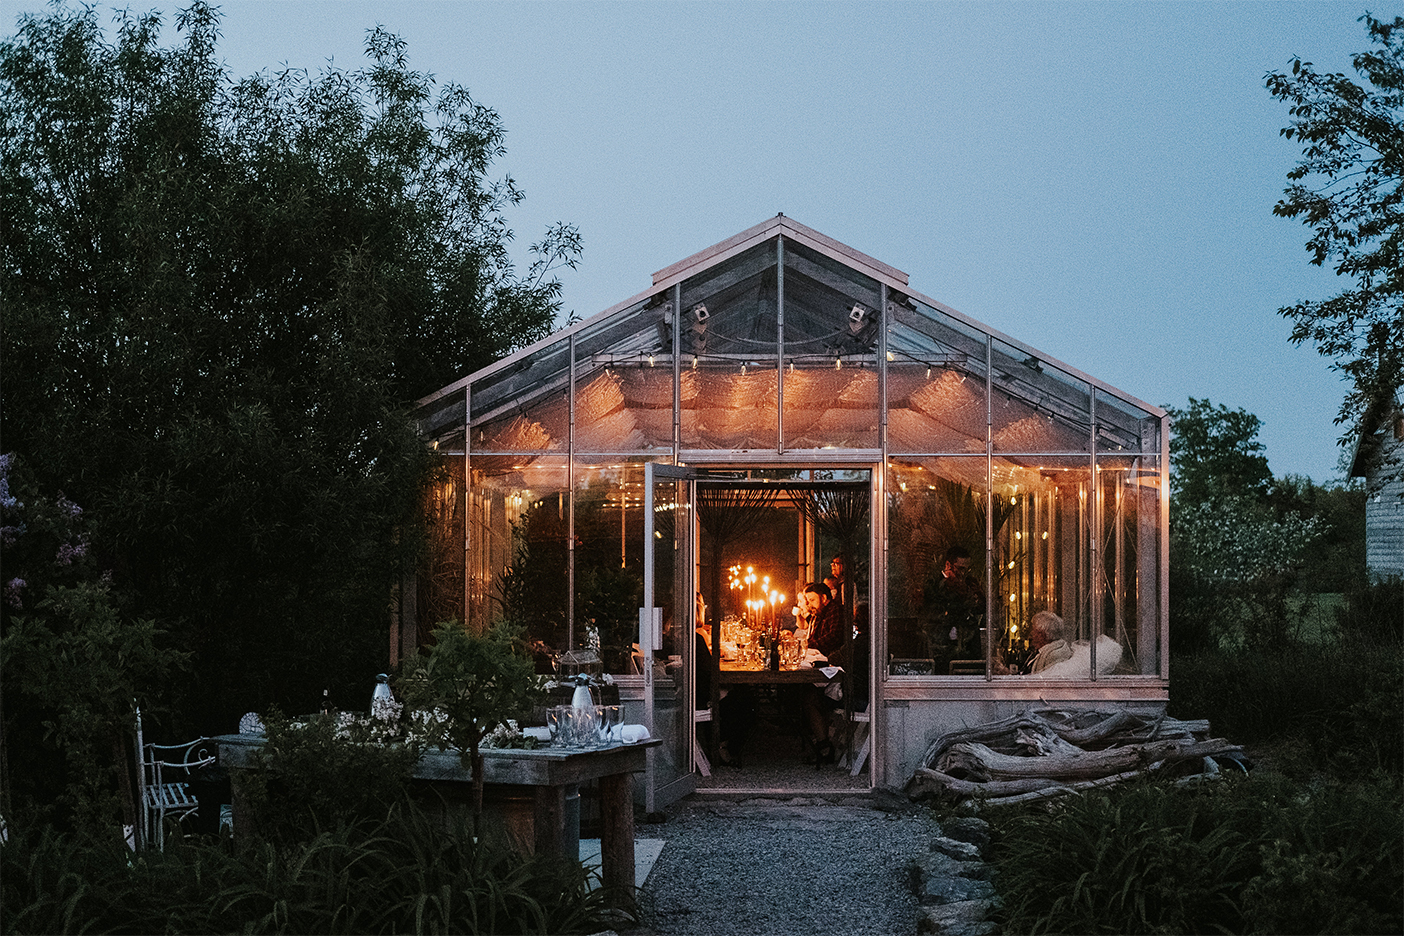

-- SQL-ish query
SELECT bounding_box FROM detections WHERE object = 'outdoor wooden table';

[214,733,659,904]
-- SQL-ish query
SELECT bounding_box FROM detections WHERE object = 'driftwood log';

[906,708,1244,806]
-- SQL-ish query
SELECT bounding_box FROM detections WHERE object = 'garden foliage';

[0,1,581,747]
[988,579,1402,934]
[236,711,423,847]
[0,455,184,834]
[989,774,1403,935]
[396,622,543,835]
[0,802,613,935]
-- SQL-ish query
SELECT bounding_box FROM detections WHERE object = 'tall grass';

[0,801,619,935]
[989,775,1403,935]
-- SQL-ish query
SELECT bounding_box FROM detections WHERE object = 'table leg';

[532,784,565,860]
[598,772,636,907]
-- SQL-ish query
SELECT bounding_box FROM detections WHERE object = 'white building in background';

[1351,392,1404,582]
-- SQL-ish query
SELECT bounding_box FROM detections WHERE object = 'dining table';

[718,659,836,687]
[716,654,839,685]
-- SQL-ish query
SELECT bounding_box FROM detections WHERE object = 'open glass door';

[641,462,698,810]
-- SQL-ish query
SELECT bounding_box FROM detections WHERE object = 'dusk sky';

[7,1,1382,482]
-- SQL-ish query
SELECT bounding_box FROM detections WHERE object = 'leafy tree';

[1166,398,1275,505]
[1166,400,1322,650]
[1266,14,1404,473]
[0,3,580,740]
[1268,473,1367,592]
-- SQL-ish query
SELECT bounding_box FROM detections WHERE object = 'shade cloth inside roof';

[886,409,985,453]
[478,414,557,452]
[906,369,987,441]
[574,371,647,451]
[989,382,1089,448]
[781,368,876,410]
[616,368,674,410]
[808,407,879,446]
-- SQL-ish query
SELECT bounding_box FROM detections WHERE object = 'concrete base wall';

[878,693,1169,790]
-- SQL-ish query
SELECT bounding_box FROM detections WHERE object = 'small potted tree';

[397,621,541,838]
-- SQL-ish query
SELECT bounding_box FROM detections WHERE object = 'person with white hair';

[1027,610,1073,674]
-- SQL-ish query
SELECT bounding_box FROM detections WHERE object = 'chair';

[948,659,985,675]
[889,657,936,676]
[838,708,872,777]
[693,708,713,777]
[134,707,215,850]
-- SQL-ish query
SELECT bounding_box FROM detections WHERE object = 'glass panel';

[1095,455,1162,675]
[468,456,569,649]
[989,456,1088,676]
[678,240,780,449]
[887,321,989,455]
[646,468,692,804]
[572,298,673,452]
[990,336,1091,453]
[1096,387,1162,455]
[783,239,881,449]
[412,387,466,453]
[573,459,647,673]
[470,338,570,452]
[885,457,991,676]
[680,364,778,450]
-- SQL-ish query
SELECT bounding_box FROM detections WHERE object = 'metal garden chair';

[134,707,215,850]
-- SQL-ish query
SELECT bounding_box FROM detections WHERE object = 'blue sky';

[10,0,1381,482]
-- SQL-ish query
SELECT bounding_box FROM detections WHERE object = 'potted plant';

[396,621,542,836]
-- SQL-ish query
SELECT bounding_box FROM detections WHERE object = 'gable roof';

[414,215,1164,453]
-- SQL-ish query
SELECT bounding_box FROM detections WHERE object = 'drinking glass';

[573,706,597,748]
[604,704,623,743]
[591,705,609,747]
[546,707,561,747]
[556,707,579,749]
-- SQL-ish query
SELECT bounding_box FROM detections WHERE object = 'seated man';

[800,581,847,659]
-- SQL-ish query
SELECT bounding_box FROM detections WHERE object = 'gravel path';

[631,793,939,935]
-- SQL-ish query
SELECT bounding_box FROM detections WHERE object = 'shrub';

[988,775,1403,935]
[1169,635,1403,780]
[237,710,422,846]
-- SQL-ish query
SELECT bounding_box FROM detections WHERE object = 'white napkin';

[620,724,651,743]
[820,666,842,679]
[523,726,551,741]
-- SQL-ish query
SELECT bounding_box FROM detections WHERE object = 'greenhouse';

[411,214,1169,801]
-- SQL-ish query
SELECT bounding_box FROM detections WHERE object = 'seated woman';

[694,620,755,767]
[803,602,870,767]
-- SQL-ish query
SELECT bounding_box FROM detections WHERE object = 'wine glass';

[546,706,562,747]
